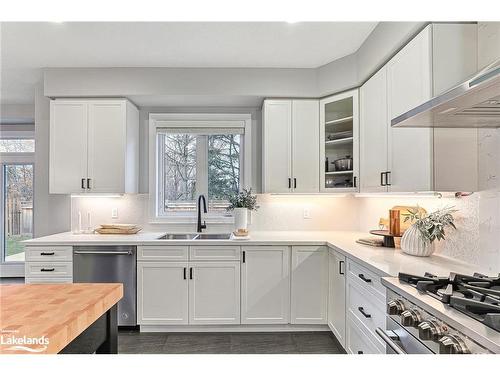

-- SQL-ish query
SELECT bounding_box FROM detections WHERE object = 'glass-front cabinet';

[319,89,359,192]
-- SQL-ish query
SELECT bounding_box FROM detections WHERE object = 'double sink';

[158,233,232,240]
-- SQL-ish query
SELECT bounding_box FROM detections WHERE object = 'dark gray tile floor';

[118,330,345,354]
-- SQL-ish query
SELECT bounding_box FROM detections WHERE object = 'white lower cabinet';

[346,312,384,354]
[241,246,290,324]
[137,262,189,325]
[291,246,328,324]
[328,249,346,346]
[188,262,240,325]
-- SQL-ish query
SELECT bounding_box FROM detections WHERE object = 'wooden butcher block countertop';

[0,283,123,354]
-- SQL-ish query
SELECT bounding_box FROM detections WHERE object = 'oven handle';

[74,250,133,255]
[375,327,407,354]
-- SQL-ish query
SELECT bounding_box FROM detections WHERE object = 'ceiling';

[0,22,377,105]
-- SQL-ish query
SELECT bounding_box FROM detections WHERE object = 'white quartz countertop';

[25,230,488,278]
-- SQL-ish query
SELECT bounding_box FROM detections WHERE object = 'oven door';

[376,317,434,354]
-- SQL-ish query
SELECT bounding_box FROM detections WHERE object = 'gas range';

[399,272,500,332]
[380,273,500,354]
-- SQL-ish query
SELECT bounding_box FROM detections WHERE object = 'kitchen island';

[0,283,122,354]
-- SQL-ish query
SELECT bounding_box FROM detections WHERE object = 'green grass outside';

[6,234,31,257]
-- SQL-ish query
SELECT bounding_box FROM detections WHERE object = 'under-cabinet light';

[71,194,124,198]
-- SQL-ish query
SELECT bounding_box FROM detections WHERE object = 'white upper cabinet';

[50,99,139,194]
[319,89,359,192]
[360,23,479,193]
[241,246,290,324]
[263,99,319,193]
[386,25,434,192]
[360,67,389,193]
[49,101,88,194]
[291,246,328,325]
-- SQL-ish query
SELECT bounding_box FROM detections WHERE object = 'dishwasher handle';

[74,250,133,255]
[376,327,407,354]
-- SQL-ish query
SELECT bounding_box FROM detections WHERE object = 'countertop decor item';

[95,224,142,235]
[227,188,259,232]
[389,209,401,236]
[356,237,384,247]
[401,206,457,257]
[369,230,402,248]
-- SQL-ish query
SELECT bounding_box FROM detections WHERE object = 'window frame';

[149,113,252,223]
[0,130,35,277]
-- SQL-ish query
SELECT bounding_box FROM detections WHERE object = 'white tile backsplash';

[71,190,500,273]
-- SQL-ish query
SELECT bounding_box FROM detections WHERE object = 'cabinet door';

[387,26,433,192]
[188,262,240,325]
[87,101,126,193]
[241,246,290,324]
[320,90,359,193]
[360,67,388,193]
[49,101,88,194]
[137,262,188,325]
[291,246,328,324]
[478,22,500,70]
[328,250,346,347]
[292,100,320,193]
[263,100,292,193]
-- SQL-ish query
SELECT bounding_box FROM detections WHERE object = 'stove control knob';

[387,299,405,315]
[418,320,446,342]
[439,335,471,354]
[400,309,422,327]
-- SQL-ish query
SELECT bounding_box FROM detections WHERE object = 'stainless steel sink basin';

[195,233,231,240]
[158,233,199,240]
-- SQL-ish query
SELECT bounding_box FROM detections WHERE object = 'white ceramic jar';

[400,224,436,257]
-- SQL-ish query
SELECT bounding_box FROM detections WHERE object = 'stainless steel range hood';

[392,59,500,128]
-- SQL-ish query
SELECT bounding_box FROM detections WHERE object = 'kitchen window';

[149,113,252,222]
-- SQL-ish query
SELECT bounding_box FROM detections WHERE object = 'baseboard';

[139,324,330,333]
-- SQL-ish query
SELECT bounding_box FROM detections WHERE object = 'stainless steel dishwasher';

[73,246,136,326]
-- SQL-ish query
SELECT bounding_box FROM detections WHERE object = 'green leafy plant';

[227,188,259,211]
[403,206,457,243]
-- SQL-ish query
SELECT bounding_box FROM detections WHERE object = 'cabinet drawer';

[189,246,241,261]
[137,246,188,261]
[346,311,384,354]
[25,246,72,262]
[25,262,73,278]
[347,259,385,301]
[25,277,73,284]
[347,276,386,342]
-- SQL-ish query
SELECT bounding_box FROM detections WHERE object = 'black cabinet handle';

[183,267,187,280]
[81,178,86,189]
[294,178,297,189]
[87,178,91,189]
[242,251,246,263]
[189,267,193,280]
[380,172,386,186]
[385,171,391,186]
[40,252,55,256]
[358,306,372,318]
[358,351,364,354]
[288,178,291,189]
[353,176,357,188]
[358,273,372,283]
[40,268,55,272]
[339,260,344,275]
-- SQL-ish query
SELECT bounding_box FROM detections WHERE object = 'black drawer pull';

[40,268,55,272]
[339,260,344,275]
[189,267,193,280]
[242,251,246,263]
[40,252,55,256]
[288,178,291,189]
[358,274,372,283]
[183,267,187,280]
[358,306,372,318]
[358,351,363,354]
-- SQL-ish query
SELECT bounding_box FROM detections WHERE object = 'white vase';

[233,208,248,231]
[401,224,436,257]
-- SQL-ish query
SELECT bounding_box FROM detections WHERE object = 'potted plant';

[401,206,457,257]
[227,188,259,233]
